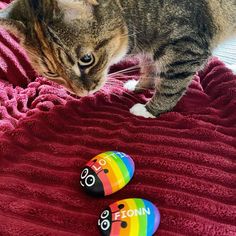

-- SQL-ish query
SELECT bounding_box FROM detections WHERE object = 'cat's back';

[168,0,236,42]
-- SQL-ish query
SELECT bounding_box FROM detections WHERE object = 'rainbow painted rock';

[80,151,135,196]
[98,198,160,236]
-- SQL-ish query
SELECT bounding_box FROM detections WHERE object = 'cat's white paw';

[227,64,236,75]
[124,79,139,91]
[130,103,155,118]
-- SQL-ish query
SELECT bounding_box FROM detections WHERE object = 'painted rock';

[80,151,135,196]
[98,198,160,236]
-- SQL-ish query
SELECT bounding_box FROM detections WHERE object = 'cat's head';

[0,0,128,96]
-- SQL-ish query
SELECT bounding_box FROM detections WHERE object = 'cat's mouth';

[47,73,106,97]
[48,76,89,97]
[70,77,106,97]
[64,83,90,97]
[62,80,103,97]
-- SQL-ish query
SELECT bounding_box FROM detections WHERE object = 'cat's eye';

[78,54,95,68]
[44,71,59,78]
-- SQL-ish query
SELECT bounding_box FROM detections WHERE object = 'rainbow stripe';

[91,151,134,195]
[110,198,160,236]
[143,199,160,235]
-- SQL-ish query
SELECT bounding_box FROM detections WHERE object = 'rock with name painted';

[98,198,160,236]
[80,151,135,196]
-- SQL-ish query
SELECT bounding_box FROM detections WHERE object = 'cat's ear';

[60,0,99,6]
[0,2,27,39]
[57,0,98,8]
[0,0,60,40]
[57,0,98,22]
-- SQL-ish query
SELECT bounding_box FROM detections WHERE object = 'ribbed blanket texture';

[0,1,235,235]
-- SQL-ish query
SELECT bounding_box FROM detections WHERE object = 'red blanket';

[0,2,236,235]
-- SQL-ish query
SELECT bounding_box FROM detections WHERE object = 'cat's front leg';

[146,74,193,116]
[130,48,209,117]
[130,71,194,118]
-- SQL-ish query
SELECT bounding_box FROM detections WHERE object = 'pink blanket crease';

[0,1,236,235]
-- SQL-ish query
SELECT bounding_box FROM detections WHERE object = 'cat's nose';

[75,89,90,97]
[88,90,95,95]
[79,74,94,89]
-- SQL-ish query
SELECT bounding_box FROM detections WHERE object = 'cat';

[0,0,236,118]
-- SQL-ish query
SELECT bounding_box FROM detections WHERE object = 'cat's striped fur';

[0,0,236,117]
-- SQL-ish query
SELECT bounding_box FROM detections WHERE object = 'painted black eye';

[101,210,109,219]
[44,71,59,78]
[121,221,128,228]
[81,168,89,179]
[85,175,95,187]
[78,54,95,67]
[118,204,125,209]
[101,219,110,231]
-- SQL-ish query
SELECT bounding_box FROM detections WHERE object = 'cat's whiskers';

[108,65,141,77]
[108,61,157,77]
[106,81,152,91]
[114,91,141,102]
[100,89,127,101]
[105,82,123,86]
[109,73,155,78]
[120,30,143,39]
[109,76,155,81]
[106,79,153,89]
[101,86,141,102]
[109,70,139,77]
[109,72,140,78]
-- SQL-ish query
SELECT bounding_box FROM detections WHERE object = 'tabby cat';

[0,0,236,117]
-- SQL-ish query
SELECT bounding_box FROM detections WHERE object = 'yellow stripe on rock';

[98,153,125,193]
[126,199,139,236]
